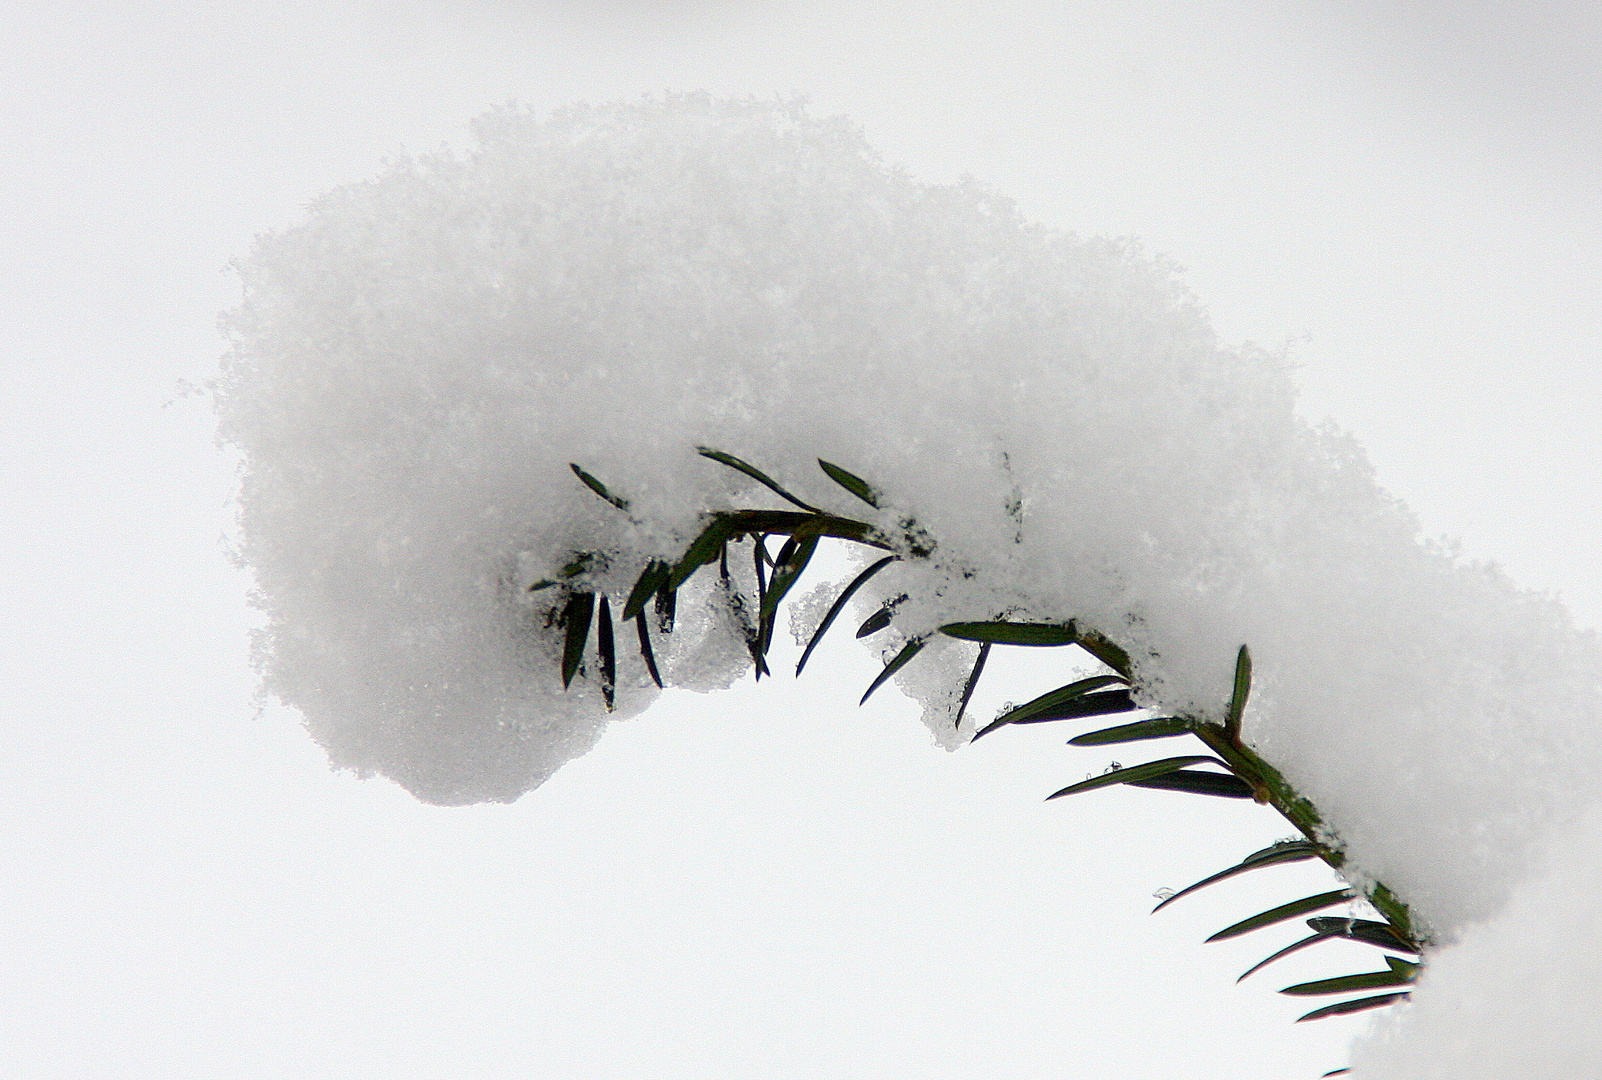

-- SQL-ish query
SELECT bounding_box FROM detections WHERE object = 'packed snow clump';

[1349,804,1602,1078]
[219,98,1600,984]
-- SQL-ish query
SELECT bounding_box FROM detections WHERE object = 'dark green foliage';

[1154,841,1321,913]
[1306,917,1419,954]
[953,642,991,730]
[560,591,595,689]
[1206,890,1355,942]
[670,517,734,590]
[818,458,882,508]
[1125,769,1254,798]
[597,597,616,710]
[1237,931,1342,984]
[1074,629,1134,679]
[1023,688,1136,722]
[759,535,818,657]
[570,463,631,512]
[1367,882,1420,946]
[940,620,1079,646]
[553,450,1427,1071]
[856,605,894,638]
[622,560,671,621]
[753,535,770,599]
[698,447,822,513]
[655,580,676,632]
[861,638,926,705]
[1281,961,1422,993]
[635,611,663,688]
[797,555,896,675]
[1045,756,1221,799]
[1385,955,1422,978]
[1296,993,1410,1023]
[1239,921,1415,984]
[526,551,603,592]
[1225,644,1251,742]
[971,675,1130,740]
[1069,716,1192,746]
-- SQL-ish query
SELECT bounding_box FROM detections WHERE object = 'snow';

[217,93,1602,1074]
[1350,803,1602,1078]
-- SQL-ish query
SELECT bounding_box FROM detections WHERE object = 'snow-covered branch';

[217,93,1602,1077]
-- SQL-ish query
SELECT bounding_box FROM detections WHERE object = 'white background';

[3,2,1598,1077]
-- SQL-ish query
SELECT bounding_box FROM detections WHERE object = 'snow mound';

[218,97,1602,1000]
[1350,804,1602,1078]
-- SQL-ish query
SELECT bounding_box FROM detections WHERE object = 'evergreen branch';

[553,450,1431,1072]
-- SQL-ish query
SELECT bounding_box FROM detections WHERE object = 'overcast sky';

[3,3,1599,1078]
